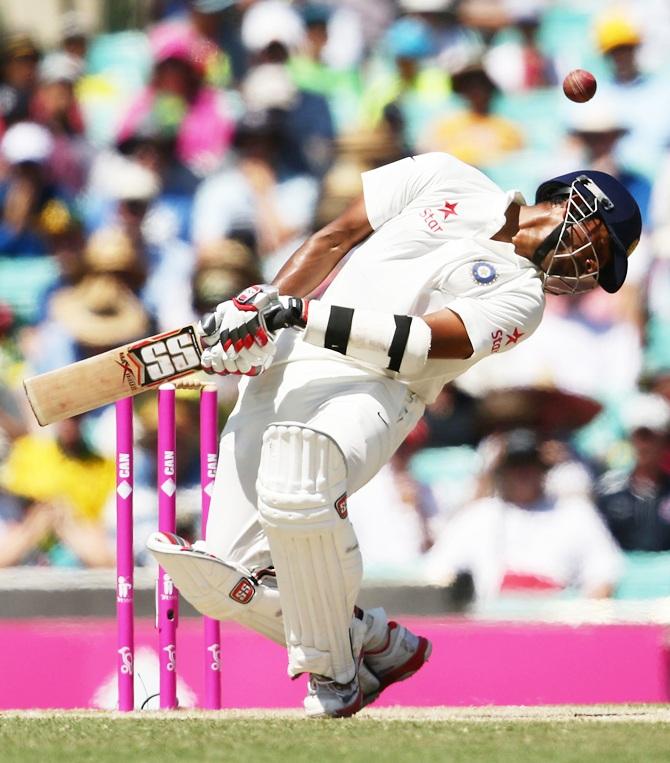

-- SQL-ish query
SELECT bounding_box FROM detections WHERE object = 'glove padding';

[198,285,281,376]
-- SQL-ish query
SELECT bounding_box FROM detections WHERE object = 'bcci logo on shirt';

[472,261,497,285]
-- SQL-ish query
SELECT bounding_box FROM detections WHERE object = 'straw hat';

[49,274,149,348]
[196,238,258,271]
[84,227,140,274]
[2,33,39,62]
[192,239,261,311]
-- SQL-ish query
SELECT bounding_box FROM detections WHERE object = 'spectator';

[597,394,670,552]
[240,0,335,178]
[84,155,162,236]
[110,118,198,245]
[0,384,25,452]
[0,499,56,567]
[83,227,148,297]
[79,224,193,337]
[348,420,439,574]
[31,52,90,195]
[419,57,524,168]
[116,28,236,177]
[484,6,558,93]
[191,237,262,317]
[0,33,40,127]
[0,300,24,392]
[424,429,623,601]
[58,11,91,66]
[192,108,319,279]
[85,157,195,331]
[458,288,644,404]
[401,0,482,75]
[0,310,35,566]
[32,271,150,374]
[422,383,480,448]
[646,144,670,369]
[288,2,362,132]
[594,9,670,178]
[150,0,245,86]
[359,15,449,150]
[0,121,74,257]
[0,416,115,567]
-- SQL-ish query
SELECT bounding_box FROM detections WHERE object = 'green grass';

[1,709,669,763]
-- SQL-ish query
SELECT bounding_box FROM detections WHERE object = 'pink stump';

[200,385,221,709]
[157,384,178,709]
[115,398,134,711]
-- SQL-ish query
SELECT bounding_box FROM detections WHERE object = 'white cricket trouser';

[205,359,424,570]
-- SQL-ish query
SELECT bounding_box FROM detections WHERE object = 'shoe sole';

[362,636,432,708]
[306,689,364,719]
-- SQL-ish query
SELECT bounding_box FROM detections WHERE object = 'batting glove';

[198,285,281,377]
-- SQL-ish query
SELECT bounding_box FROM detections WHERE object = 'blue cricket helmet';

[535,170,642,293]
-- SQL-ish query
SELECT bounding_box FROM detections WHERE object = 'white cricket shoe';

[303,673,363,718]
[303,613,368,718]
[360,608,432,708]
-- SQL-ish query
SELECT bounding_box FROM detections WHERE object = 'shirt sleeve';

[361,153,452,230]
[447,276,545,358]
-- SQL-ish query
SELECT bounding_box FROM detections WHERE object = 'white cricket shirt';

[274,152,545,403]
[422,495,624,600]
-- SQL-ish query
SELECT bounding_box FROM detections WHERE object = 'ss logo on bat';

[128,327,201,384]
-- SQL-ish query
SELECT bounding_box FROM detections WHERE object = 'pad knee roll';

[257,423,363,683]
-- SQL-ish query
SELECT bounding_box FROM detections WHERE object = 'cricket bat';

[24,324,203,426]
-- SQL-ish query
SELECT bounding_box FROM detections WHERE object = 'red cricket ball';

[562,69,597,103]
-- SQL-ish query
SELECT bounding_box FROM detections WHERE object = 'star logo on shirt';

[438,200,458,220]
[505,327,524,345]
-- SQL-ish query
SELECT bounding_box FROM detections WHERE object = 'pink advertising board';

[0,618,667,709]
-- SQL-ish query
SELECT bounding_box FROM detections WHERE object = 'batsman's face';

[541,196,612,295]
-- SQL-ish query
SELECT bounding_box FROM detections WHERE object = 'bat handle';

[264,301,306,333]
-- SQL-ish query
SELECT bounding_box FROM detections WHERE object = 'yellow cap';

[595,12,641,53]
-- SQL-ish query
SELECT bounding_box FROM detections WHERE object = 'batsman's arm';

[266,299,475,375]
[270,287,543,370]
[271,196,372,297]
[270,276,539,371]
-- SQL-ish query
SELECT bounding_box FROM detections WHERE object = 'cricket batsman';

[148,152,641,717]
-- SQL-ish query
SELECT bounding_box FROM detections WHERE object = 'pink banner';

[0,618,667,709]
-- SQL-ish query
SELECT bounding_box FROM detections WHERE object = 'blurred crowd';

[0,0,669,607]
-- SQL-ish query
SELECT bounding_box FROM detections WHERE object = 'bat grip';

[264,301,306,333]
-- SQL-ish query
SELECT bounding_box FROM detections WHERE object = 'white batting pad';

[257,423,363,684]
[146,532,285,644]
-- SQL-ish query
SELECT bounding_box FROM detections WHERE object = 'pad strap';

[302,301,430,376]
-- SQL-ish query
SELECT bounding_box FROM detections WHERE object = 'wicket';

[115,381,221,711]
